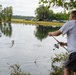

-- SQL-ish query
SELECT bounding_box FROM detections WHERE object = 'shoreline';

[1,19,64,26]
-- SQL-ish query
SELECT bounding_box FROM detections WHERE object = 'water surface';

[0,23,67,75]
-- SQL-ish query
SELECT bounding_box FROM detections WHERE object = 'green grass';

[11,19,64,26]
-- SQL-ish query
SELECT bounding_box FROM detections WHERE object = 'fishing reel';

[53,43,59,50]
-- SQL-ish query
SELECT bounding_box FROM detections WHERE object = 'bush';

[50,52,68,75]
[9,64,30,75]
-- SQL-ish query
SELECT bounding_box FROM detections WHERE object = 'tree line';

[12,15,34,20]
[0,4,13,22]
[35,5,69,21]
[12,5,69,21]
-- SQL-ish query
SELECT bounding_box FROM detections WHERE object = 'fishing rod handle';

[63,46,67,51]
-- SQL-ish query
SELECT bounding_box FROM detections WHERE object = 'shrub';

[50,52,68,75]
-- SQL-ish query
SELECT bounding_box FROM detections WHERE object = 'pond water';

[0,22,67,75]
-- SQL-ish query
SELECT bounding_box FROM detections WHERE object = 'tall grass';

[11,19,64,26]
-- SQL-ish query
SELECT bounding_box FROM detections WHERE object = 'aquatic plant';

[9,64,30,75]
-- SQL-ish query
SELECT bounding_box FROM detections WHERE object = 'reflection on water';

[0,22,14,48]
[34,25,60,41]
[0,23,66,75]
[0,22,60,41]
[0,22,12,37]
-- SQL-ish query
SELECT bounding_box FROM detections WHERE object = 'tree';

[8,6,13,21]
[0,4,2,21]
[54,11,69,20]
[0,4,13,21]
[3,8,7,21]
[39,0,76,10]
[2,6,13,21]
[35,5,53,21]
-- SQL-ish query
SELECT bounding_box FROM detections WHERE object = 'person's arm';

[48,30,67,46]
[59,42,67,47]
[48,30,62,36]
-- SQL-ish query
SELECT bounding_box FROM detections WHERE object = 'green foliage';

[54,11,69,20]
[9,64,30,75]
[0,4,2,21]
[50,52,68,75]
[35,5,53,20]
[3,6,13,21]
[35,4,69,21]
[39,0,76,10]
[0,4,13,21]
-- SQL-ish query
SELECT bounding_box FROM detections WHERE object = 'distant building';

[25,17,34,20]
[31,18,39,21]
[59,20,68,23]
[52,20,58,22]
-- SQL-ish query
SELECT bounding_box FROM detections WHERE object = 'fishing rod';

[34,20,67,51]
[34,20,67,50]
[52,36,67,51]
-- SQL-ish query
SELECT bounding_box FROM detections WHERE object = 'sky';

[0,0,64,16]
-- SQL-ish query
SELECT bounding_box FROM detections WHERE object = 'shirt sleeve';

[59,21,74,35]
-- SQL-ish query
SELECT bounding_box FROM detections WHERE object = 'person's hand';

[48,30,61,36]
[59,42,67,47]
[48,32,53,36]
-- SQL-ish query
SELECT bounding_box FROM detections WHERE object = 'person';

[48,10,76,75]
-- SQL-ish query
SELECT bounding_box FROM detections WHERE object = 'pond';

[0,22,67,75]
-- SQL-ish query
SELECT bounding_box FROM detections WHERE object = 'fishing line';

[34,55,51,63]
[34,55,51,67]
[25,20,67,65]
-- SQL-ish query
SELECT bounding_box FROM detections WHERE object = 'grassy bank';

[11,19,64,26]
